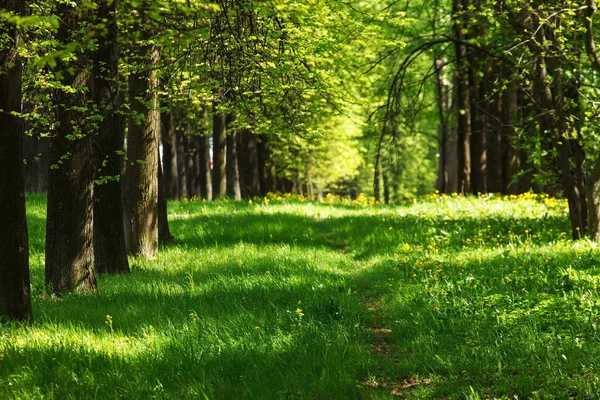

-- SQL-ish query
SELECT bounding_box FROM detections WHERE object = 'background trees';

[6,0,600,319]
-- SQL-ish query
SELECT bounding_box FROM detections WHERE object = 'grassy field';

[2,192,600,398]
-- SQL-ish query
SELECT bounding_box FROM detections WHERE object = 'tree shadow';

[354,246,600,398]
[170,210,569,260]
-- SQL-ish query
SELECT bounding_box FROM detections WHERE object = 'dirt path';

[358,295,432,398]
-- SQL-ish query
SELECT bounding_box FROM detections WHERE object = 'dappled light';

[3,194,600,398]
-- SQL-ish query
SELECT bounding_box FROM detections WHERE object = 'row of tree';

[6,0,600,322]
[375,0,600,241]
[0,0,373,322]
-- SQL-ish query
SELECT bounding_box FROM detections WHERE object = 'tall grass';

[1,193,599,398]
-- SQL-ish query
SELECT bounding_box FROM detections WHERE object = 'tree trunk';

[158,146,174,244]
[124,37,160,258]
[236,131,247,198]
[199,133,212,200]
[212,109,227,199]
[0,0,33,321]
[469,68,486,194]
[452,0,471,193]
[176,120,188,199]
[191,136,202,197]
[435,58,451,193]
[22,102,39,193]
[226,115,242,200]
[45,3,97,294]
[93,0,129,274]
[486,81,503,193]
[501,79,518,193]
[244,130,261,197]
[587,157,600,241]
[257,135,273,196]
[37,134,49,192]
[160,108,179,200]
[184,135,196,197]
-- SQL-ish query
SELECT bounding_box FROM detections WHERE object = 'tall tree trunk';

[469,69,486,194]
[184,135,196,197]
[176,120,188,199]
[22,102,39,193]
[158,146,174,244]
[452,0,471,193]
[124,31,160,258]
[244,130,261,197]
[160,108,179,200]
[0,0,32,321]
[257,135,273,196]
[46,3,97,293]
[93,0,129,274]
[199,133,212,200]
[37,134,49,192]
[584,0,600,240]
[514,94,534,194]
[435,58,451,193]
[501,79,518,193]
[212,109,227,199]
[226,114,241,200]
[236,131,248,198]
[191,136,202,196]
[486,80,503,193]
[383,158,391,204]
[587,157,600,241]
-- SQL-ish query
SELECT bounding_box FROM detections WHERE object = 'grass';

[2,192,600,398]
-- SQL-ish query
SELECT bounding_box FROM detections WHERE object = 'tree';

[93,0,129,274]
[45,1,97,293]
[0,0,33,321]
[123,0,161,258]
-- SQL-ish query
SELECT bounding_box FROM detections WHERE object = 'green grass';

[2,193,600,398]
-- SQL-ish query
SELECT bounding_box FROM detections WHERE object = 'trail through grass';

[2,193,600,398]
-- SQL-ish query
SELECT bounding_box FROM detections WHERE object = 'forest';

[3,0,600,398]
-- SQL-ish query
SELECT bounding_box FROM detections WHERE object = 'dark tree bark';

[93,0,129,274]
[244,130,261,197]
[158,147,174,244]
[46,3,97,293]
[161,108,179,200]
[584,0,600,240]
[37,134,49,192]
[501,79,518,193]
[0,0,33,321]
[226,114,241,200]
[435,58,451,194]
[257,135,274,196]
[22,102,39,193]
[236,131,248,198]
[486,82,503,193]
[452,0,471,193]
[175,121,188,199]
[212,109,227,199]
[469,69,486,194]
[192,136,202,196]
[198,133,212,200]
[185,135,197,197]
[124,27,160,258]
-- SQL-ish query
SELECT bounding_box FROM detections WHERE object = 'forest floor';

[2,192,600,398]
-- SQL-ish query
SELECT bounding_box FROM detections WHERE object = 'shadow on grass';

[170,210,569,259]
[0,323,365,399]
[353,246,600,398]
[11,249,369,398]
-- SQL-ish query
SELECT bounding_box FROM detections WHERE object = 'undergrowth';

[1,193,599,399]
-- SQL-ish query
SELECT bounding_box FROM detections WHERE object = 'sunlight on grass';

[3,193,600,398]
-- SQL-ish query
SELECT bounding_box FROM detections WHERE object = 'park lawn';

[2,193,600,398]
